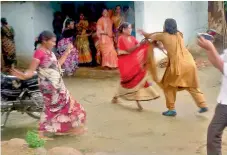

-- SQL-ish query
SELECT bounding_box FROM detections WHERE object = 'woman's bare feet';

[38,131,54,140]
[111,97,119,104]
[136,101,143,111]
[68,127,87,136]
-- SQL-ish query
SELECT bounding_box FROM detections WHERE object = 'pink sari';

[97,17,118,68]
[33,49,86,134]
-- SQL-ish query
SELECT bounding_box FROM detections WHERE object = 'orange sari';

[115,35,159,101]
[97,17,118,68]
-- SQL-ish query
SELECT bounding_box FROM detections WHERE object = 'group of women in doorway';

[53,5,134,76]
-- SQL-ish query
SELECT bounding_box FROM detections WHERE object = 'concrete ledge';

[73,67,119,79]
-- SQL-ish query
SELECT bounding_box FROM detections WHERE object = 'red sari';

[115,35,159,101]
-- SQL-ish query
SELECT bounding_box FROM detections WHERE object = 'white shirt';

[217,49,227,105]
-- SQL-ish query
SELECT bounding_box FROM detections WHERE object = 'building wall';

[1,2,35,64]
[136,1,208,45]
[1,2,54,66]
[33,2,54,37]
[134,1,145,41]
[1,1,209,67]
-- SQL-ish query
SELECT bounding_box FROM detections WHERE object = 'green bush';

[25,130,46,148]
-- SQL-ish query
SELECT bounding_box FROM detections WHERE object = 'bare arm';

[137,29,163,41]
[11,58,39,80]
[58,50,70,66]
[198,37,225,74]
[204,46,224,74]
[137,29,156,39]
[58,44,73,66]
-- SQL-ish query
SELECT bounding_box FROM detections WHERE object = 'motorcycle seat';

[1,73,19,81]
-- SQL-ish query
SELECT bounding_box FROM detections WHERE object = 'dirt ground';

[1,58,227,155]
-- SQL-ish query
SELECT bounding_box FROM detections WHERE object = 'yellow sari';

[75,20,92,64]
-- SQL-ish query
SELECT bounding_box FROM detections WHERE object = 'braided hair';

[34,31,56,50]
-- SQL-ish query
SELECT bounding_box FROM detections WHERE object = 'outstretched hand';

[197,36,214,51]
[10,68,24,80]
[137,29,145,35]
[66,43,73,54]
[10,68,19,77]
[140,39,149,45]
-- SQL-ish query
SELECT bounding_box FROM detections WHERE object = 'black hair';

[62,29,74,38]
[34,31,56,50]
[65,18,74,28]
[164,18,178,34]
[100,7,108,16]
[54,11,62,18]
[115,5,121,9]
[123,6,129,11]
[1,18,8,25]
[101,7,108,12]
[118,22,131,33]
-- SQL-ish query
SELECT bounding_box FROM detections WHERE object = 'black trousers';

[207,104,227,155]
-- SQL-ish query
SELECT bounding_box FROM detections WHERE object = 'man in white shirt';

[198,37,227,155]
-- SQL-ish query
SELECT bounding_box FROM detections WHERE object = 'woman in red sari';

[112,22,160,111]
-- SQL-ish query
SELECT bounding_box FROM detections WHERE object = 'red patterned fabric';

[117,35,150,89]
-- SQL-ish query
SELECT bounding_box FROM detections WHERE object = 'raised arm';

[118,36,144,54]
[137,29,164,41]
[198,37,225,75]
[58,44,73,66]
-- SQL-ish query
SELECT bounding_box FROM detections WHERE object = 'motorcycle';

[1,72,44,127]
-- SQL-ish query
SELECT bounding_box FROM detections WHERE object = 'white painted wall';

[1,1,208,66]
[33,2,54,38]
[1,2,54,66]
[1,2,35,59]
[134,1,145,41]
[136,1,208,45]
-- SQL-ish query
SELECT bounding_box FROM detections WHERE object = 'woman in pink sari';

[11,31,86,139]
[97,8,118,69]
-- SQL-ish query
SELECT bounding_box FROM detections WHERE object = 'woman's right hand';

[66,43,73,54]
[137,29,145,35]
[197,36,214,51]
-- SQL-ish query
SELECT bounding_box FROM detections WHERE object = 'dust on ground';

[1,57,227,155]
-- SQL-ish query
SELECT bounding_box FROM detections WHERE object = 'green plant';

[25,130,46,148]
